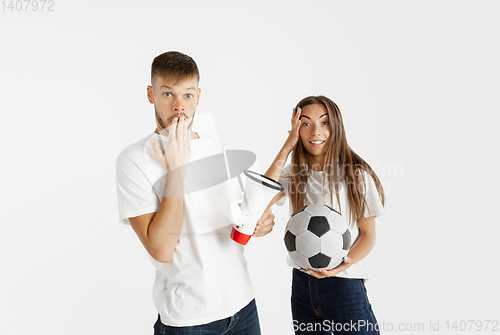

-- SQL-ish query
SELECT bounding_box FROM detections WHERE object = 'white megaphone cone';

[228,170,285,245]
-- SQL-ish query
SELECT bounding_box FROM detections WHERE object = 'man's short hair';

[151,51,200,87]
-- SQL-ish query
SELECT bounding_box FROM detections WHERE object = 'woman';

[265,96,385,335]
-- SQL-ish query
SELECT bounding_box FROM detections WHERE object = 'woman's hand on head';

[284,107,301,152]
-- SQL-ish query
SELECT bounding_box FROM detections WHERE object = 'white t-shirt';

[116,132,255,326]
[277,165,385,279]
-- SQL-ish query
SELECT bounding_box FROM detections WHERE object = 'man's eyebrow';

[160,85,196,91]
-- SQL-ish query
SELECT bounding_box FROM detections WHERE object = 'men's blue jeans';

[291,269,380,335]
[153,299,261,335]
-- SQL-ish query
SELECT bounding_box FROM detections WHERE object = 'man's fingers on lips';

[177,118,184,141]
[170,119,178,141]
[183,119,189,143]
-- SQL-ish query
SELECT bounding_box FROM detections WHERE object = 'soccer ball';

[284,204,351,271]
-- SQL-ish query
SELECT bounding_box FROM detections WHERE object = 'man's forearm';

[145,169,186,263]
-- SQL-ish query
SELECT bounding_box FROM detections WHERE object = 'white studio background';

[1,1,499,334]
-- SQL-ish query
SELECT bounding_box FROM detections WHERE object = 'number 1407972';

[2,0,55,11]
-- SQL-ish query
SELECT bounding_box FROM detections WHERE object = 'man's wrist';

[163,167,187,198]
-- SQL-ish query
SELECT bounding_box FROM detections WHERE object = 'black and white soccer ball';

[284,204,351,271]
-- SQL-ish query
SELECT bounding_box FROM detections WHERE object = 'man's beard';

[155,106,195,134]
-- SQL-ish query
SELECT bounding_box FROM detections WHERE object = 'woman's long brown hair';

[288,96,385,226]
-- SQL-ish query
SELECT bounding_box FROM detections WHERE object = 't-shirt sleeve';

[362,171,385,218]
[116,149,160,225]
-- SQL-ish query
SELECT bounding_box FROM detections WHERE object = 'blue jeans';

[153,299,261,335]
[291,269,380,335]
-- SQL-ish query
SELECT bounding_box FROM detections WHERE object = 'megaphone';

[228,170,285,245]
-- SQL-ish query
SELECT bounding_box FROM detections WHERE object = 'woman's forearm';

[346,217,377,265]
[265,145,292,181]
[346,232,376,265]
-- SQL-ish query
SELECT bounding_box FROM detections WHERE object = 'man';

[116,51,274,334]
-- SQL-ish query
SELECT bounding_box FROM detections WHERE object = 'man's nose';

[173,98,184,111]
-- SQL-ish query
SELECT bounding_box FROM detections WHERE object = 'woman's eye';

[302,122,310,126]
[186,94,193,98]
[163,92,172,97]
[322,121,329,125]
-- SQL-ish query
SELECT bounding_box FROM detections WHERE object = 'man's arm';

[129,170,185,263]
[129,117,191,263]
